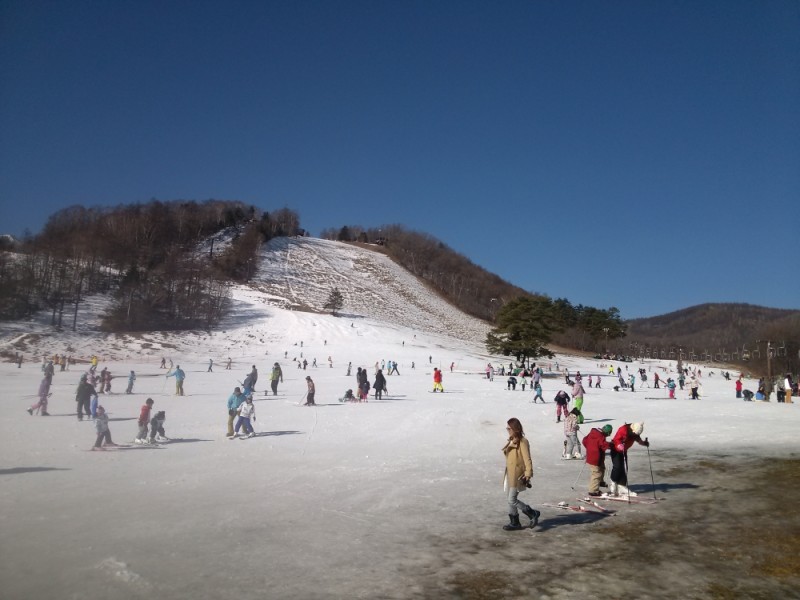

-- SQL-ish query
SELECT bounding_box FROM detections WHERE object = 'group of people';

[501,416,650,530]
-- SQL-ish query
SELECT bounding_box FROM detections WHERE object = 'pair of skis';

[541,498,616,515]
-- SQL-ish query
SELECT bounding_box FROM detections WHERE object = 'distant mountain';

[624,303,800,367]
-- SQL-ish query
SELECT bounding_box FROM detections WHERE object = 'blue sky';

[1,0,798,318]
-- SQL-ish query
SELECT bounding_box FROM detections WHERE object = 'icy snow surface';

[0,237,797,599]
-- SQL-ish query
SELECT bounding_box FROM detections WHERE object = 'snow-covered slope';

[0,237,490,362]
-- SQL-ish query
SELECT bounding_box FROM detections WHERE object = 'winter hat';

[601,424,613,435]
[631,422,644,435]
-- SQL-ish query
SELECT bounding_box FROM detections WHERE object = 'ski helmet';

[631,422,644,435]
[601,424,612,435]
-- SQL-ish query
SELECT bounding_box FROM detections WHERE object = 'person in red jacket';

[583,424,612,496]
[135,398,154,444]
[609,422,649,496]
[735,378,743,399]
[432,368,444,392]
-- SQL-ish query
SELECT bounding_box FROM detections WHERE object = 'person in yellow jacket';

[501,418,540,530]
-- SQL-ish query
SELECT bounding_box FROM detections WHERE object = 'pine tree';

[323,288,344,316]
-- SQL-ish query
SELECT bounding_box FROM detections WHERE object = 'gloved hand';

[643,437,650,447]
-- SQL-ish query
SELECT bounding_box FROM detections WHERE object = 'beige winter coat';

[502,436,533,491]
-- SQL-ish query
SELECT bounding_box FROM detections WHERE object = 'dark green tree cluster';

[0,200,301,332]
[486,297,563,364]
[323,288,344,316]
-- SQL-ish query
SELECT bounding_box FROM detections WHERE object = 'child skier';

[135,398,154,444]
[531,382,544,403]
[233,396,256,438]
[92,406,118,450]
[27,376,52,416]
[562,408,582,459]
[148,411,168,443]
[126,370,136,394]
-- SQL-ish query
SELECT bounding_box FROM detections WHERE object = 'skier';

[304,376,316,406]
[629,373,635,392]
[389,361,400,376]
[126,370,136,394]
[226,357,232,370]
[501,418,540,530]
[27,376,52,416]
[735,378,743,399]
[667,378,677,398]
[91,406,118,450]
[373,369,387,400]
[531,381,544,403]
[507,375,517,391]
[134,398,155,444]
[75,375,97,421]
[167,365,186,396]
[583,424,613,496]
[572,380,586,422]
[553,390,570,423]
[346,362,352,377]
[269,363,283,396]
[227,387,246,438]
[609,422,649,497]
[232,396,256,438]
[653,372,660,389]
[160,357,166,369]
[563,408,583,459]
[208,359,213,372]
[148,411,168,443]
[689,376,700,400]
[248,365,259,391]
[432,368,444,393]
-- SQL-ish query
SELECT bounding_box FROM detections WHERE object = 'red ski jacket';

[582,428,611,466]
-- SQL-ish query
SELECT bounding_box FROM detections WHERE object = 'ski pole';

[623,451,631,505]
[571,459,587,490]
[646,444,657,500]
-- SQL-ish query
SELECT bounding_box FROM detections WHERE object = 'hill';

[624,303,800,371]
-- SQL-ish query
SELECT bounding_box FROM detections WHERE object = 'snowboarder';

[583,424,613,496]
[269,363,283,396]
[609,422,649,497]
[501,418,540,530]
[134,398,154,444]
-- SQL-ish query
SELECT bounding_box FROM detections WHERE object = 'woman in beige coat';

[502,418,540,530]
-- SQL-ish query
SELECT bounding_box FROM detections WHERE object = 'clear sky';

[1,0,798,318]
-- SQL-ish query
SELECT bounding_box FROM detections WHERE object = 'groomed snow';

[1,238,797,599]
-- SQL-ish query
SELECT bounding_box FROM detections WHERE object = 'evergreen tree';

[486,296,563,363]
[323,288,344,316]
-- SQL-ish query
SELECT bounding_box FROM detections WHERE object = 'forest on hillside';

[0,200,300,331]
[319,224,627,352]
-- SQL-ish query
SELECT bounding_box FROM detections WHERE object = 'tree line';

[0,200,300,331]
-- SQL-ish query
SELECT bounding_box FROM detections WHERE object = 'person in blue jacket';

[227,387,246,438]
[168,365,186,396]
